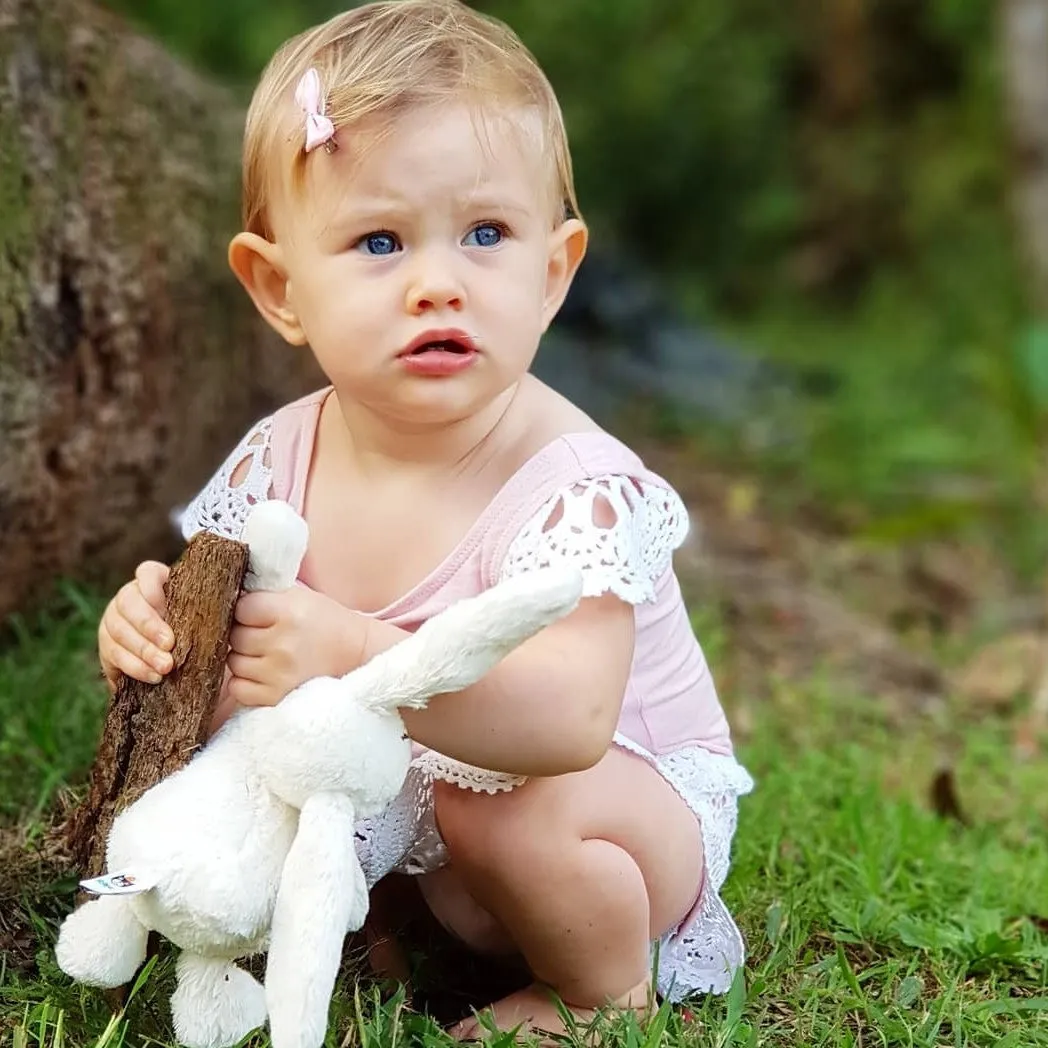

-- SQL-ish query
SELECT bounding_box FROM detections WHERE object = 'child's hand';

[226,586,368,707]
[98,561,174,691]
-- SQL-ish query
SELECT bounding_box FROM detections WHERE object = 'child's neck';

[325,383,521,479]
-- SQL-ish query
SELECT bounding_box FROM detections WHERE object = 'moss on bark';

[0,0,320,621]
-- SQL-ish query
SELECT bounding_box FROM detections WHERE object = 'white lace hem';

[613,735,755,999]
[500,475,691,604]
[411,752,526,794]
[179,417,275,541]
[352,737,754,1000]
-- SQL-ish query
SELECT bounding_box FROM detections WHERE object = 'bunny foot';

[55,894,149,987]
[171,953,267,1048]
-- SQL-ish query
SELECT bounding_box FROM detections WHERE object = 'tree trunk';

[65,531,248,878]
[1002,0,1048,758]
[0,0,320,622]
[1002,0,1048,309]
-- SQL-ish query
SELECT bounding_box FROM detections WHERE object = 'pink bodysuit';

[182,386,754,1001]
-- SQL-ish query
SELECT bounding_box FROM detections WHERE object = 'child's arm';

[362,592,635,777]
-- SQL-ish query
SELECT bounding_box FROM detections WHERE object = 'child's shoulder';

[270,386,331,427]
[501,376,648,480]
[488,380,691,597]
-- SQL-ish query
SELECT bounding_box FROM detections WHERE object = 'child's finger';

[134,561,171,620]
[226,673,279,708]
[115,580,174,651]
[98,621,167,684]
[234,591,280,628]
[228,624,270,657]
[104,602,174,676]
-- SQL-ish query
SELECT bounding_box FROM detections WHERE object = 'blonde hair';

[241,0,579,237]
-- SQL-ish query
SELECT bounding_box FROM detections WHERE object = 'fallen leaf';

[929,766,969,825]
[952,632,1044,710]
[894,974,923,1008]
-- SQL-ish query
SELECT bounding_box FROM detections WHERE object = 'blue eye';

[356,232,400,256]
[463,223,505,248]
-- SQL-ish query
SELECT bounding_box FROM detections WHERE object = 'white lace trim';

[612,735,755,999]
[500,475,691,604]
[179,417,275,541]
[411,752,526,794]
[353,763,445,886]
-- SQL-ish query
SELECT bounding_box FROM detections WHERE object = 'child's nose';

[404,251,466,314]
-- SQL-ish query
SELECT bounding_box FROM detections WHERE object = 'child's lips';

[399,329,477,357]
[397,329,479,374]
[399,344,479,375]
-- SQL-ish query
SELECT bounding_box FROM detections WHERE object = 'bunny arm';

[264,792,366,1048]
[248,567,583,807]
[335,565,584,715]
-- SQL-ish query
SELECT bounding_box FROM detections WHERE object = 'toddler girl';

[98,0,754,1038]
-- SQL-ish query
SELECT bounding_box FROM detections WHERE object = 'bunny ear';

[265,793,367,1048]
[241,500,309,593]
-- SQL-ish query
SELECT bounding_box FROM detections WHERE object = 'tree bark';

[0,0,320,622]
[65,531,248,878]
[1002,0,1048,309]
[1002,0,1048,758]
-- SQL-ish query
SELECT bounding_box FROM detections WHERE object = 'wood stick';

[65,532,248,877]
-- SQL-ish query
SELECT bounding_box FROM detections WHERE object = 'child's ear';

[228,233,308,346]
[541,218,588,331]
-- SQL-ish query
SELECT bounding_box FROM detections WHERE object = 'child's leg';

[431,746,703,1036]
[418,864,518,956]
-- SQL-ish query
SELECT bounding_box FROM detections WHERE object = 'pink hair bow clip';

[295,68,337,154]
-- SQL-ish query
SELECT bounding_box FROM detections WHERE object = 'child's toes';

[448,1013,481,1041]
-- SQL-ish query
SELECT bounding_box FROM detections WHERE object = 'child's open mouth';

[409,339,471,355]
[399,332,479,375]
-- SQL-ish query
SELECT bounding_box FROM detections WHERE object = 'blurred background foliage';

[104,0,1043,575]
[105,0,1009,306]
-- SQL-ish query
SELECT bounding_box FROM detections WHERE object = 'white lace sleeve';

[499,475,691,604]
[178,417,275,541]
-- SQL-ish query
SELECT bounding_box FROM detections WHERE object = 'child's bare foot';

[448,979,651,1044]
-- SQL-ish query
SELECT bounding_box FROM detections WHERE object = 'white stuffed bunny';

[56,500,583,1048]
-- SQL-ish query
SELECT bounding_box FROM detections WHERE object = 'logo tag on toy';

[79,867,159,895]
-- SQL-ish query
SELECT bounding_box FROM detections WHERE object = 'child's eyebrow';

[316,199,411,239]
[455,197,533,218]
[331,196,412,221]
[324,195,534,233]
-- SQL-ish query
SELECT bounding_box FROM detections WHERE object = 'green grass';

[0,587,110,824]
[2,594,1047,1046]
